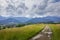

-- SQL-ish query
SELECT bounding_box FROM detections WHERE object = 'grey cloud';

[0,0,60,18]
[27,0,60,17]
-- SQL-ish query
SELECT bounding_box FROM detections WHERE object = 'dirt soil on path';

[29,25,52,40]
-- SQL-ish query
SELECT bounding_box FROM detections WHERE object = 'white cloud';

[0,0,60,18]
[45,1,60,16]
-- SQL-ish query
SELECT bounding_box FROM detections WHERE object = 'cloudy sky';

[0,0,60,18]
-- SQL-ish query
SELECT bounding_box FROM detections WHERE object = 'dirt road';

[29,25,52,40]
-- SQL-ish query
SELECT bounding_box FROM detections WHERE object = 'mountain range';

[0,16,31,24]
[27,16,60,23]
[0,16,60,24]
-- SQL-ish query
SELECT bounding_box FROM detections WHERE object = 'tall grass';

[0,24,44,40]
[49,24,60,40]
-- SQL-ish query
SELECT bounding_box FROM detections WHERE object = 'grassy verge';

[49,24,60,40]
[0,24,44,40]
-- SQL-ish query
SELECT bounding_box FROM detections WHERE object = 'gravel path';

[29,25,52,40]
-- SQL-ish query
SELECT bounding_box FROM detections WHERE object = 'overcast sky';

[0,0,60,18]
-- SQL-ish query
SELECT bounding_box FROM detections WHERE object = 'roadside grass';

[49,24,60,40]
[0,24,44,40]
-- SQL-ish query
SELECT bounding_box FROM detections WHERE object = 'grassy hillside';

[49,24,60,40]
[0,24,44,40]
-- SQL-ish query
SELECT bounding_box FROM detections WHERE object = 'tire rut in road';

[29,25,52,40]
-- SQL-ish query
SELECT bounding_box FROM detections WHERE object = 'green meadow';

[0,24,60,40]
[49,24,60,40]
[0,24,44,40]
